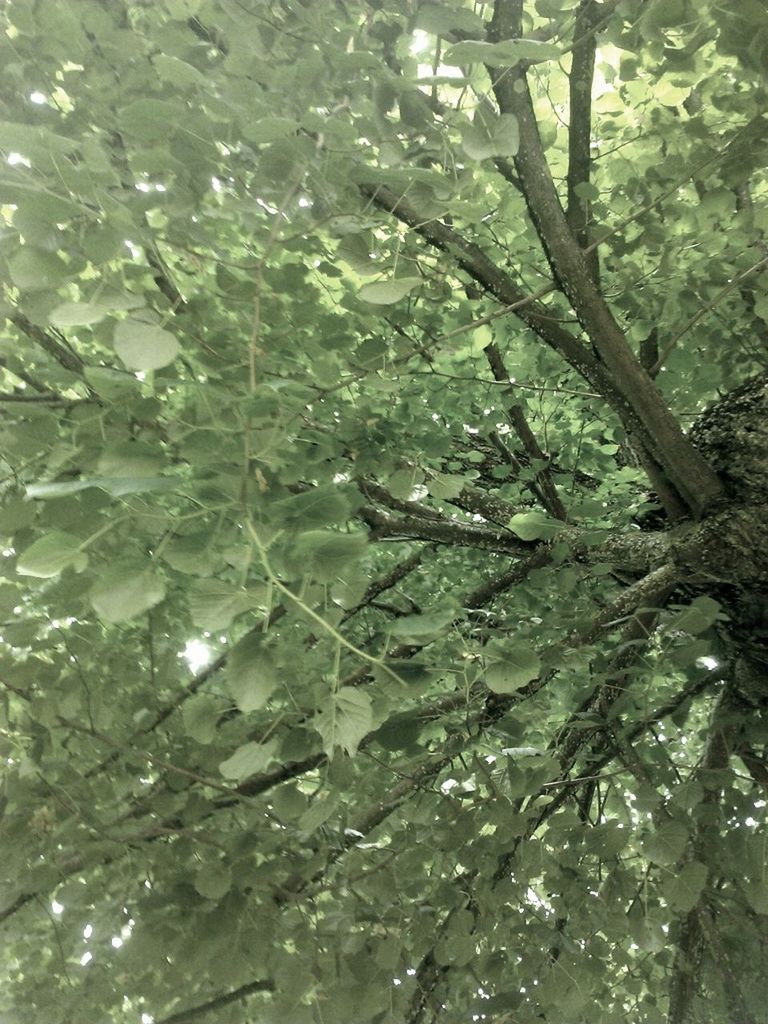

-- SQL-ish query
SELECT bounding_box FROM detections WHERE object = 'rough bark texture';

[689,372,768,504]
[680,373,768,705]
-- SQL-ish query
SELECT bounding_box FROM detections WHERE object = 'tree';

[0,0,766,1021]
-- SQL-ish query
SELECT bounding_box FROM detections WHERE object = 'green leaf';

[642,819,689,866]
[219,739,277,781]
[26,477,175,499]
[574,181,600,201]
[182,692,220,744]
[161,533,217,576]
[754,292,768,325]
[226,633,278,712]
[399,91,433,129]
[330,576,368,610]
[641,0,686,32]
[336,233,380,276]
[298,793,340,834]
[415,3,485,34]
[273,485,351,528]
[389,607,455,638]
[460,125,495,161]
[96,442,165,477]
[243,116,300,144]
[629,912,667,953]
[427,473,465,500]
[668,596,722,635]
[291,530,367,583]
[188,580,260,630]
[119,98,189,141]
[0,121,79,157]
[662,860,708,913]
[113,319,180,371]
[435,929,476,967]
[154,53,207,87]
[508,510,562,541]
[9,248,67,292]
[446,38,561,67]
[103,477,177,497]
[16,532,87,578]
[48,302,110,327]
[743,880,768,915]
[388,467,423,500]
[194,863,232,901]
[82,366,140,399]
[359,277,420,304]
[484,640,541,693]
[314,688,373,756]
[461,113,519,160]
[372,659,440,692]
[491,113,520,156]
[373,712,422,752]
[90,568,166,623]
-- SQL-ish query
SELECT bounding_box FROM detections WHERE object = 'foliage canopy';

[0,1,767,1023]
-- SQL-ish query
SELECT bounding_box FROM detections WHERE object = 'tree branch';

[7,313,86,377]
[359,182,705,521]
[484,341,568,519]
[0,555,547,931]
[360,505,527,552]
[443,477,521,527]
[487,0,724,518]
[155,979,273,1024]
[359,184,609,389]
[566,0,601,282]
[0,391,85,405]
[0,356,53,393]
[359,479,446,520]
[342,546,431,619]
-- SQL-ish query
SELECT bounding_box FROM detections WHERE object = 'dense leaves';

[0,2,767,1024]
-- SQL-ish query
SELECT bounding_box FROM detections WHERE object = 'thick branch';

[487,0,723,518]
[566,0,601,282]
[573,561,678,647]
[156,979,273,1024]
[359,184,608,389]
[361,505,527,552]
[364,502,671,574]
[444,478,520,527]
[359,479,446,520]
[360,183,711,520]
[8,313,86,377]
[697,907,758,1024]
